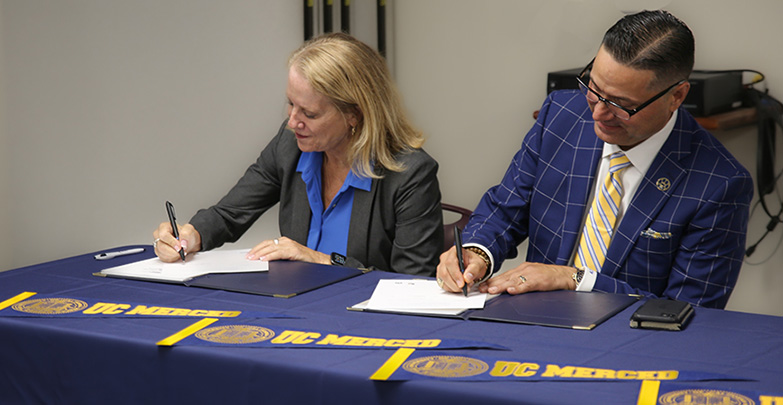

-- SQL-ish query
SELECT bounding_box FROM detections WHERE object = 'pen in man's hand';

[454,225,468,297]
[165,201,186,262]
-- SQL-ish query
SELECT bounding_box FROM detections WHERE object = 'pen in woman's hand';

[166,201,186,262]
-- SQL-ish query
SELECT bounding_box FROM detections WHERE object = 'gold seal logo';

[195,325,275,344]
[402,355,489,378]
[659,389,755,405]
[12,298,88,315]
[656,177,671,192]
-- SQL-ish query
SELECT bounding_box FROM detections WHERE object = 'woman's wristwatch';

[330,252,347,266]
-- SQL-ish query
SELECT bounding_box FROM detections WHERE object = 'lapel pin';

[656,178,671,192]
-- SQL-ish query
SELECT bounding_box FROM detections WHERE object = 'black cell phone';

[630,298,694,331]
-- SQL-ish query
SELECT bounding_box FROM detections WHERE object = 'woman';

[153,33,442,276]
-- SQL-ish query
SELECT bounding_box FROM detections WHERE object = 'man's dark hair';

[601,10,694,87]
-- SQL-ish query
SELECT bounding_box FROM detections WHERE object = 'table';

[1,246,781,404]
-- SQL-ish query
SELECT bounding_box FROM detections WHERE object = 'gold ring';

[437,278,444,287]
[519,275,527,283]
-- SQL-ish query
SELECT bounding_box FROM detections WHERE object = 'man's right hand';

[436,246,488,292]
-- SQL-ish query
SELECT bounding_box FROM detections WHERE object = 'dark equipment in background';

[546,67,583,95]
[303,0,387,58]
[304,0,314,40]
[323,0,333,33]
[341,0,350,33]
[745,85,783,257]
[376,0,386,57]
[682,71,744,116]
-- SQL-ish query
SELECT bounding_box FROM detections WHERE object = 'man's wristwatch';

[572,268,585,290]
[330,252,347,266]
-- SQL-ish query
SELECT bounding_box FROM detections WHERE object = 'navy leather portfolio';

[468,290,639,330]
[186,260,365,298]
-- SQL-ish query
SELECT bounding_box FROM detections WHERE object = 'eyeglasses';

[575,59,685,121]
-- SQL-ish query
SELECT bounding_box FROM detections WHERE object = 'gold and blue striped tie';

[575,152,631,272]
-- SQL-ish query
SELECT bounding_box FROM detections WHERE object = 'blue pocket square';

[640,229,672,239]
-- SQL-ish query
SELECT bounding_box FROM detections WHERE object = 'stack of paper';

[354,279,489,316]
[97,249,268,283]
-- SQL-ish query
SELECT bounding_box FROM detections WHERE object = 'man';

[437,10,752,309]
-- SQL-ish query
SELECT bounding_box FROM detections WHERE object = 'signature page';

[99,249,268,283]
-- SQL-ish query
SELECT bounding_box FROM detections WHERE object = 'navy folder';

[467,290,639,330]
[186,260,365,298]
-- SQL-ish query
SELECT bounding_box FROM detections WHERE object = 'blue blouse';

[296,152,372,255]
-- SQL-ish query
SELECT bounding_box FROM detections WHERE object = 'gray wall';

[1,0,301,270]
[0,0,8,268]
[2,0,781,316]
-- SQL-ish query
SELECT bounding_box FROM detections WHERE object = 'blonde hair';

[288,32,424,178]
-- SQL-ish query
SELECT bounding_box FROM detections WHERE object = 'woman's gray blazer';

[189,121,443,277]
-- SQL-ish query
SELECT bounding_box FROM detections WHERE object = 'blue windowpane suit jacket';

[464,90,753,308]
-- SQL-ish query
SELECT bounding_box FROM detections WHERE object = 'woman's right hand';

[152,222,202,262]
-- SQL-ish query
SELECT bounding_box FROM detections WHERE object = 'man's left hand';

[478,262,577,295]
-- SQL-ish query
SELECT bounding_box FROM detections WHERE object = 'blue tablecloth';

[1,246,781,404]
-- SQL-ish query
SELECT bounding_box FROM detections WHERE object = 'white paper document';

[98,249,268,283]
[366,279,488,311]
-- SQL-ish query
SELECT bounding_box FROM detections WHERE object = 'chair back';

[442,203,472,252]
